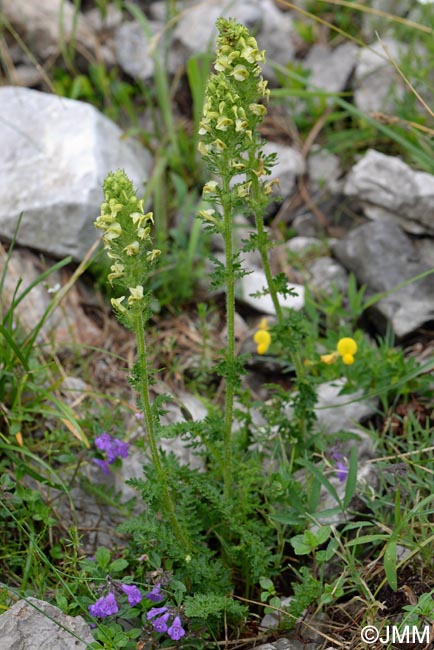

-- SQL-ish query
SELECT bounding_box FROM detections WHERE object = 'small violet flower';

[146,582,164,602]
[88,592,119,618]
[147,606,168,620]
[168,615,186,641]
[121,583,142,606]
[332,451,348,483]
[95,432,130,464]
[92,458,111,475]
[152,611,170,633]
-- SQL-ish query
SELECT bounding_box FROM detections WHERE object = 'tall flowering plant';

[94,171,189,550]
[197,18,276,498]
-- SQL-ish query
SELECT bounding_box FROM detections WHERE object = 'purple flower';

[147,606,168,620]
[95,432,129,464]
[134,412,145,420]
[92,458,111,475]
[88,592,118,618]
[121,583,142,606]
[168,615,186,640]
[336,460,348,482]
[146,582,163,602]
[152,611,170,633]
[332,451,348,483]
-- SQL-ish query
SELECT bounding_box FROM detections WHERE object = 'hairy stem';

[135,309,190,549]
[221,175,235,500]
[250,171,307,437]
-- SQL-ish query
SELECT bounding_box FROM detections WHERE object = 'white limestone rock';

[0,87,152,261]
[0,597,93,650]
[344,149,434,235]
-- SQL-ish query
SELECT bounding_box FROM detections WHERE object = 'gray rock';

[286,236,323,255]
[333,220,434,337]
[256,0,296,78]
[344,149,434,235]
[0,597,93,650]
[252,639,308,650]
[0,87,152,261]
[173,0,262,59]
[307,256,349,295]
[114,19,178,81]
[262,142,306,198]
[362,0,411,37]
[353,38,406,113]
[260,596,292,631]
[0,248,102,345]
[85,4,123,32]
[1,0,97,60]
[115,392,208,500]
[414,238,434,268]
[315,378,377,436]
[172,0,295,77]
[304,42,358,93]
[9,64,43,88]
[307,148,342,194]
[292,212,322,237]
[237,268,305,315]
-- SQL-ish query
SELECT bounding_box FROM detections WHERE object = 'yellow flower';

[104,222,122,240]
[249,103,267,116]
[337,337,358,365]
[107,261,125,284]
[146,249,161,263]
[216,116,233,131]
[123,241,140,256]
[128,285,144,304]
[253,318,271,355]
[198,141,211,156]
[320,352,338,365]
[111,296,126,312]
[231,64,249,81]
[321,337,358,366]
[203,180,218,194]
[254,330,271,355]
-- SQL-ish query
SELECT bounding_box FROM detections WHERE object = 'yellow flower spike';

[254,329,271,355]
[342,354,355,365]
[258,317,268,330]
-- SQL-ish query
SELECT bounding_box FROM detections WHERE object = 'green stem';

[250,171,307,435]
[134,309,190,549]
[221,175,235,501]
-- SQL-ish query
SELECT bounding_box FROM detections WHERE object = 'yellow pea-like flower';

[337,337,358,364]
[254,328,271,355]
